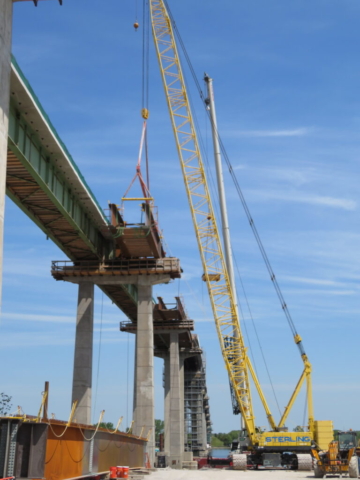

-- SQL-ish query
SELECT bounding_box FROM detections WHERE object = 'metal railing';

[51,257,181,279]
[120,319,194,331]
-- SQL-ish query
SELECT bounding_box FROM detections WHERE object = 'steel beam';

[7,114,106,260]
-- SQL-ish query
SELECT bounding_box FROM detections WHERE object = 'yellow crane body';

[150,0,259,441]
[149,0,331,468]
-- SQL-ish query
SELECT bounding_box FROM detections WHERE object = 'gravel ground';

[146,469,321,480]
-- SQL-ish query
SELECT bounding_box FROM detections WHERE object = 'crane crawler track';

[232,454,247,471]
[296,454,312,471]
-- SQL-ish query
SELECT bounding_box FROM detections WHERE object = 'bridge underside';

[5,56,212,459]
[6,58,140,320]
[7,149,98,260]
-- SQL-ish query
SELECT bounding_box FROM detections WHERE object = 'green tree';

[0,393,12,416]
[215,433,232,446]
[96,422,115,430]
[211,435,224,447]
[228,430,241,441]
[155,419,164,442]
[294,426,304,432]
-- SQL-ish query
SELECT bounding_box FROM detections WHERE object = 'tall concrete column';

[179,353,185,454]
[164,352,170,455]
[202,408,207,450]
[164,338,185,468]
[168,332,183,468]
[133,281,155,467]
[72,282,94,425]
[132,333,137,420]
[0,0,13,310]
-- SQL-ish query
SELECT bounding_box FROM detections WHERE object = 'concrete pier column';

[164,352,170,455]
[132,333,137,420]
[179,354,185,454]
[0,0,13,309]
[202,408,207,450]
[133,281,155,467]
[72,282,94,424]
[168,332,183,468]
[164,338,185,468]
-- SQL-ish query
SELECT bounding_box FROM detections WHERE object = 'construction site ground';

[145,469,355,480]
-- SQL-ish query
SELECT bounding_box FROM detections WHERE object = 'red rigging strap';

[122,120,152,202]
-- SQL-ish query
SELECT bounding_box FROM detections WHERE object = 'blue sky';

[1,0,360,433]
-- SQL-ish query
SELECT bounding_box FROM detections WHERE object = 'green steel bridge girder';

[6,57,139,312]
[7,105,109,260]
[7,105,139,309]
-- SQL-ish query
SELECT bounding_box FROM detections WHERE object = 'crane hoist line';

[149,0,334,470]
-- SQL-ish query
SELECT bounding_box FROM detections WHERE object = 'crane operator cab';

[230,429,251,452]
[338,431,357,451]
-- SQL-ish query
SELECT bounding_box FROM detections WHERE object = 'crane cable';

[179,41,264,388]
[142,0,151,189]
[202,88,280,413]
[142,0,150,111]
[232,251,282,417]
[163,0,306,360]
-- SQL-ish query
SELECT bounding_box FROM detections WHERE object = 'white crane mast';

[204,73,244,429]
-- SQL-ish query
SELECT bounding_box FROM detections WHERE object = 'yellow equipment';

[149,0,333,470]
[311,431,359,478]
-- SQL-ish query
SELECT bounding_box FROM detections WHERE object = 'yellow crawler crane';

[149,0,333,470]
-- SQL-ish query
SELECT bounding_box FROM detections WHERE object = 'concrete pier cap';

[60,274,172,286]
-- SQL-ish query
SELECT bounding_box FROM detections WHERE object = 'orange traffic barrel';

[110,467,117,479]
[121,467,129,479]
[116,466,123,478]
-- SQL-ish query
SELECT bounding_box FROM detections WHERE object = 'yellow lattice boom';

[149,0,261,440]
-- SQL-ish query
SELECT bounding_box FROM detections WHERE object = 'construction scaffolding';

[184,355,212,455]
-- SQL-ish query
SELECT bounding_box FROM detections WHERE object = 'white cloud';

[2,312,74,324]
[227,128,311,138]
[246,189,356,211]
[258,166,316,186]
[282,276,346,287]
[0,331,127,348]
[0,312,119,325]
[310,195,356,210]
[283,288,356,296]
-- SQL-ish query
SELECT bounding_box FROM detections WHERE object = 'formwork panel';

[0,420,146,480]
